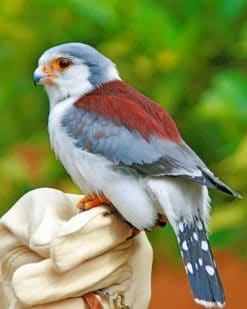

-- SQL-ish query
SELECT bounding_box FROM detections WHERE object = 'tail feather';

[176,217,225,308]
[199,167,242,199]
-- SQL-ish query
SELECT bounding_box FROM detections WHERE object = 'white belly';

[48,99,158,230]
[48,99,210,231]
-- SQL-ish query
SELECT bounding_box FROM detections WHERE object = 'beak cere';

[33,65,57,85]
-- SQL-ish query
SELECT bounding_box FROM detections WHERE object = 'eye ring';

[52,58,73,71]
[58,58,71,69]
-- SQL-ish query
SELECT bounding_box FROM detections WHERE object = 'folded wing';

[61,85,240,198]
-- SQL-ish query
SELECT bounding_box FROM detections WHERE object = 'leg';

[78,194,142,239]
[84,292,103,309]
[157,214,168,227]
[145,214,168,232]
[128,228,141,238]
[77,192,112,210]
[128,214,168,238]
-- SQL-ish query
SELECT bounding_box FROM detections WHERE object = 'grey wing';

[130,141,241,198]
[62,106,241,198]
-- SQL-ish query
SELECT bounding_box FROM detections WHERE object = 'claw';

[158,215,168,227]
[77,192,111,210]
[84,292,103,309]
[158,215,168,223]
[129,228,140,238]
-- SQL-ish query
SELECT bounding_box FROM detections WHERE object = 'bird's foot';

[77,192,112,211]
[146,215,168,232]
[84,292,103,309]
[157,215,168,227]
[129,228,141,238]
[128,215,168,238]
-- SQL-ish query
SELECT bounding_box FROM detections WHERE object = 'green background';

[0,0,246,260]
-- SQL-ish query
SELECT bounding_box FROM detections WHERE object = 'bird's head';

[33,42,120,105]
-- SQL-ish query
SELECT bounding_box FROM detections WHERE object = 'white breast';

[47,98,158,229]
[47,99,211,231]
[48,98,94,193]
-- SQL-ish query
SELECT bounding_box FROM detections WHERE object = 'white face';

[34,47,120,107]
[34,54,95,105]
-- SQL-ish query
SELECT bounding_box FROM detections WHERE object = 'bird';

[33,42,241,308]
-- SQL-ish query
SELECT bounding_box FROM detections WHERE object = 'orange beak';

[33,65,57,85]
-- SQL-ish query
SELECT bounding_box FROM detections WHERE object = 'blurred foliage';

[0,0,246,258]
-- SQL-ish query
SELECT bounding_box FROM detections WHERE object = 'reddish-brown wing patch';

[75,81,181,142]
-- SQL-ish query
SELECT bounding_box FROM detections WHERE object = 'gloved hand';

[0,188,153,308]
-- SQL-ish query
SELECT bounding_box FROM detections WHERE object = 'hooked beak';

[33,67,47,85]
[33,66,57,86]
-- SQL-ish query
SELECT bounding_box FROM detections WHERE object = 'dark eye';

[59,59,71,69]
[52,58,73,71]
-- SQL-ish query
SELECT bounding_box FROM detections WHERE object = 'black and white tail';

[176,217,225,308]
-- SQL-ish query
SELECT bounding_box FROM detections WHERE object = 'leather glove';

[0,188,153,308]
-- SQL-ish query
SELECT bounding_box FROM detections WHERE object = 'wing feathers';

[65,80,241,198]
[75,80,181,142]
[199,167,242,199]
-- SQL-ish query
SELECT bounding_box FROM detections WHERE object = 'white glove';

[0,188,153,308]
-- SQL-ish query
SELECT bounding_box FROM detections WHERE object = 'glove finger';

[0,188,76,258]
[0,224,22,260]
[12,244,132,306]
[51,207,132,272]
[1,246,42,281]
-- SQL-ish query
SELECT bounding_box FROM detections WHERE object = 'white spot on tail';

[201,240,208,251]
[178,222,184,232]
[182,241,188,251]
[198,258,203,266]
[193,232,199,241]
[195,299,224,308]
[216,302,225,308]
[197,220,203,230]
[205,265,215,276]
[186,263,193,274]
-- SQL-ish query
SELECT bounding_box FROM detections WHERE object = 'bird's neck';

[47,67,121,110]
[46,82,94,110]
